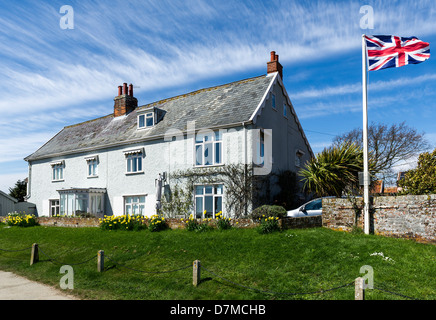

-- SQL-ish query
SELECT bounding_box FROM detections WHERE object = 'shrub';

[148,214,169,232]
[6,213,39,227]
[99,214,147,231]
[250,205,287,221]
[257,216,281,234]
[398,148,436,195]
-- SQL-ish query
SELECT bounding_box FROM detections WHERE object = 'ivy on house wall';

[160,164,303,218]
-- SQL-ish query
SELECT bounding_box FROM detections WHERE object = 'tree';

[299,142,370,197]
[398,148,436,195]
[334,122,430,183]
[9,179,27,202]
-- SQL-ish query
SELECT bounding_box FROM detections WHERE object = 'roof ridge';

[139,74,265,108]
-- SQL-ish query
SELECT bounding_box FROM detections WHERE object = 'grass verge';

[0,225,434,300]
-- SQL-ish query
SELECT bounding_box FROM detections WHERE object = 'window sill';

[194,163,225,168]
[87,175,99,179]
[52,179,64,183]
[125,171,144,175]
[137,126,153,130]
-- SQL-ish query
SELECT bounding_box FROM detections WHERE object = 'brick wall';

[323,194,436,244]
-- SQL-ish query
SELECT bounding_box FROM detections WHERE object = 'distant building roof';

[0,190,18,203]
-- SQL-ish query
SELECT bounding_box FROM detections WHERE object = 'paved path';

[0,270,78,300]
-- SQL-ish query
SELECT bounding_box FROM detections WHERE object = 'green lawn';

[0,224,434,300]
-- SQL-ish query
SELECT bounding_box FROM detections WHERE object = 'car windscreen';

[305,199,322,210]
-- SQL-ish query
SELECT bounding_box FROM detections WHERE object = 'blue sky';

[1,0,436,193]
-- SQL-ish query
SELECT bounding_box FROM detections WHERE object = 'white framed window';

[271,93,276,110]
[195,130,222,166]
[283,103,288,118]
[51,161,64,181]
[194,184,223,219]
[138,112,154,129]
[85,156,98,177]
[124,195,146,215]
[50,200,60,216]
[124,149,143,174]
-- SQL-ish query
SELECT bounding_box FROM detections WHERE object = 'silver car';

[287,198,323,217]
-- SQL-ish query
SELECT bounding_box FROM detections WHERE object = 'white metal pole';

[362,35,370,235]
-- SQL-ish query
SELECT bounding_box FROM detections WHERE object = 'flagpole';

[362,34,370,235]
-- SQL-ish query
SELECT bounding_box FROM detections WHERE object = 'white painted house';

[25,52,313,218]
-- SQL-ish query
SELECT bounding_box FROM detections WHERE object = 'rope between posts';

[373,286,420,300]
[105,255,191,274]
[201,265,355,296]
[38,247,98,266]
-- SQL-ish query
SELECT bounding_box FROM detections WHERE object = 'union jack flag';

[364,35,430,71]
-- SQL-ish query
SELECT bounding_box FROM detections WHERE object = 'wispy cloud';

[293,73,436,100]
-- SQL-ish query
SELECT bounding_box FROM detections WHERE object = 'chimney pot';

[114,82,138,117]
[267,50,283,79]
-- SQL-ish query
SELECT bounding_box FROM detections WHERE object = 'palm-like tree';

[299,142,370,197]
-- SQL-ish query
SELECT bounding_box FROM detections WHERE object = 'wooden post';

[30,243,39,265]
[355,277,365,300]
[97,250,104,272]
[193,260,201,287]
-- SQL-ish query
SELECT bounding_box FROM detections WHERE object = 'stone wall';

[36,217,100,228]
[281,216,322,229]
[2,216,320,230]
[323,194,436,244]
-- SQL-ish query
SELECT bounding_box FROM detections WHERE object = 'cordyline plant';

[299,142,375,197]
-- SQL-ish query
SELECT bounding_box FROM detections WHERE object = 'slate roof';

[25,75,274,161]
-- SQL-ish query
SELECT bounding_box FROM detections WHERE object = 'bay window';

[59,188,105,216]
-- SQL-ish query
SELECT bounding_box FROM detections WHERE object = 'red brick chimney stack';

[267,51,283,79]
[114,83,138,117]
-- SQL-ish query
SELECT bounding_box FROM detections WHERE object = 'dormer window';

[138,112,154,129]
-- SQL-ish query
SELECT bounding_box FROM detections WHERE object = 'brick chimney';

[114,83,138,117]
[267,51,283,79]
